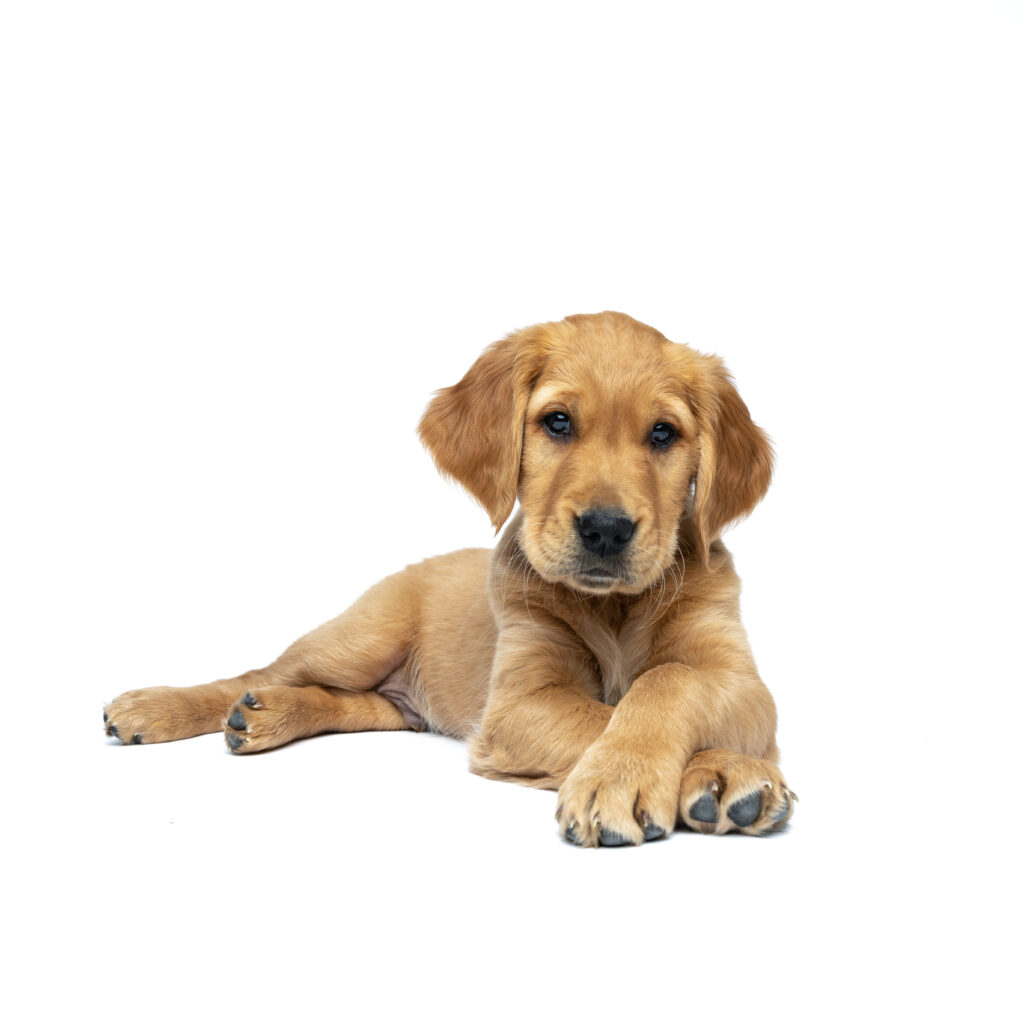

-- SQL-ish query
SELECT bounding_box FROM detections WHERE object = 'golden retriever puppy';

[104,311,795,846]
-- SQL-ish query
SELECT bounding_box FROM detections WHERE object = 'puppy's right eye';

[543,411,572,439]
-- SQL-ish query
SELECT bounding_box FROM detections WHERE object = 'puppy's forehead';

[550,311,668,361]
[529,313,698,425]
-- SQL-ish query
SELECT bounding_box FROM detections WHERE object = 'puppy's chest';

[573,616,652,706]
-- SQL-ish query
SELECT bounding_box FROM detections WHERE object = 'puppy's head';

[419,312,773,593]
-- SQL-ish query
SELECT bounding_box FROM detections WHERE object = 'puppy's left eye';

[650,423,677,447]
[543,411,573,439]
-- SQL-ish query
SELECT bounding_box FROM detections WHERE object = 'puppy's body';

[105,312,795,846]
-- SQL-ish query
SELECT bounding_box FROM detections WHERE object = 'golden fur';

[105,311,795,845]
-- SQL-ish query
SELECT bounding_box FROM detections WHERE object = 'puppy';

[105,311,795,846]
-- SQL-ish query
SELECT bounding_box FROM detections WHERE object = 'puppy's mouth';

[575,566,618,584]
[567,564,629,591]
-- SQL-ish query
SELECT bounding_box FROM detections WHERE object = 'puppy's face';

[516,320,700,594]
[419,311,773,593]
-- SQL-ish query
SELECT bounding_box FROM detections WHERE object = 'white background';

[2,2,1021,1021]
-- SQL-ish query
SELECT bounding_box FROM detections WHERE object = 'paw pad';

[726,791,762,828]
[689,793,719,824]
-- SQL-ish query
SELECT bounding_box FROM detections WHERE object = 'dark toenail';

[639,810,666,841]
[689,793,719,824]
[598,827,632,847]
[226,733,244,750]
[103,712,108,723]
[727,792,762,828]
[109,724,120,740]
[565,822,581,845]
[227,710,247,731]
[132,733,142,744]
[241,692,259,708]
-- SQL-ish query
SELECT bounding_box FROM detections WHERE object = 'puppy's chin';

[568,575,628,595]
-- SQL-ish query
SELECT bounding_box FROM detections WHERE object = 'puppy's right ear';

[418,327,545,531]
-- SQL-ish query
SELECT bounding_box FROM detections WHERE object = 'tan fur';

[105,311,795,845]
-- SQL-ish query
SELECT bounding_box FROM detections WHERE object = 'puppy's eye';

[543,411,572,439]
[650,423,677,447]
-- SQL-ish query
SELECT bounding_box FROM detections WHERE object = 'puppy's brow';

[659,399,697,439]
[528,384,570,414]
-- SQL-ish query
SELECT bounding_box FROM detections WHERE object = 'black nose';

[576,508,636,557]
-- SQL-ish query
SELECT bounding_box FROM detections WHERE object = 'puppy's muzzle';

[576,508,636,558]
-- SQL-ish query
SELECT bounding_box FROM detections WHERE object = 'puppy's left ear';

[419,327,545,531]
[692,360,774,565]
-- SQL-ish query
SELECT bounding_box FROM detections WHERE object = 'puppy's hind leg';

[106,569,422,750]
[104,676,266,746]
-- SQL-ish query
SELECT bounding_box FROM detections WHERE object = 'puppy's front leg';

[553,664,692,846]
[555,662,779,847]
[468,615,612,790]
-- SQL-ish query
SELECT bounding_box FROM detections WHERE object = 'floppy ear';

[691,361,774,566]
[418,327,545,531]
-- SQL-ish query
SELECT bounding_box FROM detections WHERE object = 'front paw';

[679,750,797,836]
[555,739,679,848]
